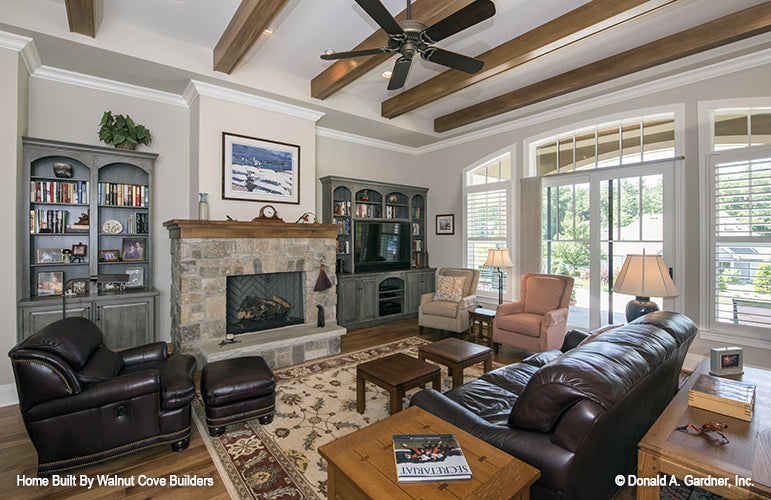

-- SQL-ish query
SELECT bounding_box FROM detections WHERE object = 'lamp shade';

[613,254,678,298]
[484,248,513,268]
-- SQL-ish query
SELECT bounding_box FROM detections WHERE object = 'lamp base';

[625,297,659,323]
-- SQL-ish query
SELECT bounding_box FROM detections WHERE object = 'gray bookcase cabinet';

[17,137,159,349]
[320,176,435,330]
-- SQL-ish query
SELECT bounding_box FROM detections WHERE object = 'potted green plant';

[98,111,151,150]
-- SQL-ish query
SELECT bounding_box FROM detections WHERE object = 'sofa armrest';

[119,342,168,367]
[460,295,477,309]
[542,307,569,327]
[25,370,161,422]
[410,388,575,490]
[420,292,436,305]
[496,300,524,316]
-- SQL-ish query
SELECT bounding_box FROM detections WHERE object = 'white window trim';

[697,99,771,349]
[462,146,516,304]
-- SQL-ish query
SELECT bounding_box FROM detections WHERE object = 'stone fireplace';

[164,219,344,368]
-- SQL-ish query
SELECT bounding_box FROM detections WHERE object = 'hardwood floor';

[0,317,526,498]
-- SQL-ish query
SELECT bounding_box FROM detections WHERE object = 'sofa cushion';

[444,379,519,426]
[523,276,567,315]
[77,345,125,386]
[14,317,103,371]
[421,299,459,318]
[480,363,540,396]
[434,275,465,302]
[495,313,542,337]
[522,350,562,367]
[578,324,624,346]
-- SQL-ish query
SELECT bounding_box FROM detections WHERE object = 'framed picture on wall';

[436,214,455,235]
[222,132,300,204]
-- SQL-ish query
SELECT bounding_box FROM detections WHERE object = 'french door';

[542,161,678,329]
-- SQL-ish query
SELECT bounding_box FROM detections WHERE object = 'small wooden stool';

[418,337,493,388]
[468,307,497,348]
[356,353,440,415]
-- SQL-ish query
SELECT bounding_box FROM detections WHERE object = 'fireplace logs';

[237,295,291,321]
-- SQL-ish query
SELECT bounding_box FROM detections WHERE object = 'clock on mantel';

[252,204,284,222]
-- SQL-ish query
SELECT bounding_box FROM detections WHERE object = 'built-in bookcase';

[18,137,159,348]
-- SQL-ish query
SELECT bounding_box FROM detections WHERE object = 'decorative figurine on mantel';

[219,332,240,347]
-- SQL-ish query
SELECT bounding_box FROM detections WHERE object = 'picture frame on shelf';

[121,238,146,261]
[710,347,744,376]
[68,279,88,296]
[435,214,455,235]
[126,267,144,288]
[37,271,63,296]
[222,132,300,204]
[99,249,119,262]
[102,282,123,292]
[72,243,87,257]
[36,248,63,264]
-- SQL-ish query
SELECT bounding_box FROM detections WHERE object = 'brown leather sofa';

[411,311,697,500]
[9,317,196,476]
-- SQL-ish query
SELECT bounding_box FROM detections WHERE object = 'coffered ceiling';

[2,0,770,148]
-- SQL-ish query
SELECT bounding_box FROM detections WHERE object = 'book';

[688,373,755,422]
[393,434,472,482]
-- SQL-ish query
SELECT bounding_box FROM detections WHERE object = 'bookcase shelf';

[18,137,160,349]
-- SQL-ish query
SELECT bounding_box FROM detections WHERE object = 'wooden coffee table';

[418,337,493,388]
[637,359,771,499]
[319,405,540,500]
[357,353,441,415]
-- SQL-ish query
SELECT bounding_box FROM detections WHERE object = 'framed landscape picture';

[436,214,455,235]
[222,132,300,204]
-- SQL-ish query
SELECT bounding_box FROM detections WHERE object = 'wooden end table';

[468,308,497,348]
[418,337,493,388]
[637,358,771,499]
[357,353,441,415]
[319,405,540,500]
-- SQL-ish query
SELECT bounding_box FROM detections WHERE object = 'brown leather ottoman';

[200,356,276,436]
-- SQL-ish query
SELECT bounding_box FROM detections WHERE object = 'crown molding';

[185,80,326,123]
[32,66,188,107]
[316,127,416,155]
[0,30,40,74]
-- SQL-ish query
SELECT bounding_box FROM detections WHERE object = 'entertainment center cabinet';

[17,137,159,348]
[320,176,435,330]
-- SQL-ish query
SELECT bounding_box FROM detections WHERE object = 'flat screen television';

[354,221,411,272]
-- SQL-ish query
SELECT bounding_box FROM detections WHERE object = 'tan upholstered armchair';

[493,273,574,352]
[419,268,480,335]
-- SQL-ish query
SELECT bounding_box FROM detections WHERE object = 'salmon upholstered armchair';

[419,268,480,335]
[493,273,574,352]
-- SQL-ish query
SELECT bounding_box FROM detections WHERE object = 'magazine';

[393,434,472,482]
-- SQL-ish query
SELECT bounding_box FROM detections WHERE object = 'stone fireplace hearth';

[164,219,344,368]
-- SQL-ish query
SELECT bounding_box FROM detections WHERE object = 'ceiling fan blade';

[422,0,496,43]
[354,0,404,37]
[422,47,484,74]
[387,57,412,90]
[321,47,393,60]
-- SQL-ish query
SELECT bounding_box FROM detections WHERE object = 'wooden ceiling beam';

[214,0,291,74]
[310,0,474,101]
[381,0,673,119]
[65,0,96,38]
[435,3,771,133]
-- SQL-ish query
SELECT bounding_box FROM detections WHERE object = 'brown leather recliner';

[9,317,196,476]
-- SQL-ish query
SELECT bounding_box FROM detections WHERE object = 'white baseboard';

[0,384,19,407]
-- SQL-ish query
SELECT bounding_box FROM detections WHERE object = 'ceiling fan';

[321,0,496,90]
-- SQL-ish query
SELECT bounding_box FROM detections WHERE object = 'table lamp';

[613,252,678,322]
[484,248,513,305]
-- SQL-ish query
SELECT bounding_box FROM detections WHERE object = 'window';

[533,112,679,329]
[464,154,511,299]
[713,108,771,151]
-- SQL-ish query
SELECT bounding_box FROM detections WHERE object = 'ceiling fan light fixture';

[264,27,274,34]
[381,70,392,78]
[324,49,335,55]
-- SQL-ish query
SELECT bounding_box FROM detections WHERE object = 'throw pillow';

[434,275,466,302]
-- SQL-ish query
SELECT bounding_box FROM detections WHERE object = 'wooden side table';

[357,353,441,415]
[418,337,493,388]
[319,405,540,500]
[468,308,497,348]
[637,359,771,499]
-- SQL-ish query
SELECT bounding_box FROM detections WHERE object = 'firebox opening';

[226,271,305,335]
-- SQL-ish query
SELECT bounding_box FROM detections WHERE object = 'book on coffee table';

[393,434,472,482]
[688,373,755,421]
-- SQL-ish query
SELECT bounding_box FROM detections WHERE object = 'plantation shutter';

[466,185,508,293]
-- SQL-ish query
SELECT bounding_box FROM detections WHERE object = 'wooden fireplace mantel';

[163,219,338,239]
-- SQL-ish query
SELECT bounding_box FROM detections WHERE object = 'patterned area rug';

[192,336,499,499]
